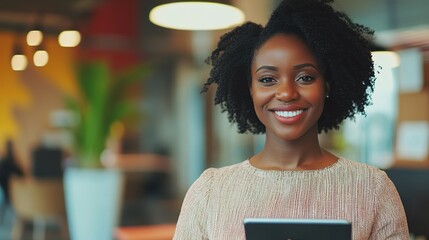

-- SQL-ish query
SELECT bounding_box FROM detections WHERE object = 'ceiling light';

[27,30,43,46]
[34,49,49,67]
[11,55,28,71]
[149,2,245,30]
[58,30,81,47]
[11,41,27,71]
[372,51,400,68]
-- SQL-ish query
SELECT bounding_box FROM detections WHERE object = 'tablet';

[244,218,352,240]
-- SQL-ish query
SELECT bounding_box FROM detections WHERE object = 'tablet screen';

[244,218,351,240]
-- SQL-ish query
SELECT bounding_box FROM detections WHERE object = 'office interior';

[0,0,428,239]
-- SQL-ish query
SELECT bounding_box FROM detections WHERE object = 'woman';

[173,0,409,239]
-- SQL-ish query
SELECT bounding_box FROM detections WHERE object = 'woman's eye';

[297,75,314,83]
[258,77,275,84]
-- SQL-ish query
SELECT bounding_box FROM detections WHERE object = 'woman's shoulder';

[340,158,382,171]
[338,158,391,183]
[184,161,248,198]
[200,160,248,179]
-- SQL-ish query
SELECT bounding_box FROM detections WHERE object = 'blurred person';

[173,0,409,239]
[0,140,24,221]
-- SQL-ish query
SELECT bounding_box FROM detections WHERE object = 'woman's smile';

[272,109,307,124]
[273,110,304,118]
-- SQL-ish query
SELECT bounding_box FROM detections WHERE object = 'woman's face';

[250,33,326,142]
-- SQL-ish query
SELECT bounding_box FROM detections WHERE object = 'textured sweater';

[173,158,409,239]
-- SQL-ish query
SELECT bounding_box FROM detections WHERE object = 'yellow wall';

[0,33,31,150]
[0,31,79,168]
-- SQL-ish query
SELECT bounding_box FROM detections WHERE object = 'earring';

[325,94,330,99]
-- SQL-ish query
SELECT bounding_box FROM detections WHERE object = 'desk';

[115,223,176,240]
[109,154,170,173]
[108,154,171,200]
[110,155,175,237]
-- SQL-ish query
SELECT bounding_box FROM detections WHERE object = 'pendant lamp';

[11,40,28,71]
[149,1,245,30]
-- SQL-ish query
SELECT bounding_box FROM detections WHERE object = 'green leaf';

[65,62,150,168]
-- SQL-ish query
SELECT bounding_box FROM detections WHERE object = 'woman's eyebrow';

[293,63,319,70]
[256,63,318,73]
[255,65,277,72]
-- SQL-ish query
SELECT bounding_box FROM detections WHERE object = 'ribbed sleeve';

[173,158,409,240]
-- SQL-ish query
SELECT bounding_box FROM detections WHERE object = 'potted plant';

[63,61,148,240]
[66,61,147,168]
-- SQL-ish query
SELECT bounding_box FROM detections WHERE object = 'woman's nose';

[275,80,299,101]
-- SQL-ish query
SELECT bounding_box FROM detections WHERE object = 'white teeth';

[274,110,304,118]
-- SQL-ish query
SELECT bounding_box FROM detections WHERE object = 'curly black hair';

[203,0,376,134]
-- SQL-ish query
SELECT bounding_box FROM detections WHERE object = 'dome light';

[149,2,245,30]
[58,30,81,47]
[33,49,49,67]
[11,54,28,71]
[372,51,400,68]
[26,30,43,46]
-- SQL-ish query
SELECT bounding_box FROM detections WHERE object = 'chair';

[9,176,68,240]
[385,168,429,239]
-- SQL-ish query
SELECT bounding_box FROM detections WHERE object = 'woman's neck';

[250,128,337,171]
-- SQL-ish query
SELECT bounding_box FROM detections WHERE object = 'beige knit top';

[173,158,409,240]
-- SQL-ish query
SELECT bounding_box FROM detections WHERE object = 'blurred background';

[0,0,428,239]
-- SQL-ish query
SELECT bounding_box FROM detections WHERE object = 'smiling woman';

[173,0,409,239]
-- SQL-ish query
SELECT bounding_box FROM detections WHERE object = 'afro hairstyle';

[203,0,376,134]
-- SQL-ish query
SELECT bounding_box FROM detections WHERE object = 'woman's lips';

[274,110,304,118]
[271,109,306,124]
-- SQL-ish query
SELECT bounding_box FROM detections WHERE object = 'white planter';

[64,167,124,240]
